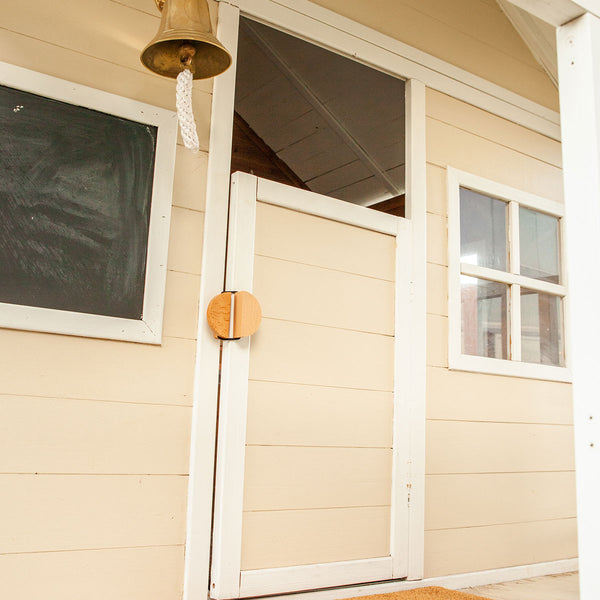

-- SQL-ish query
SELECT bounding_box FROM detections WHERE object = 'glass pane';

[521,289,564,366]
[519,207,560,283]
[460,188,508,271]
[461,277,509,360]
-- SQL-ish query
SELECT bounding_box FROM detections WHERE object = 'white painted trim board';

[0,61,177,344]
[217,0,561,140]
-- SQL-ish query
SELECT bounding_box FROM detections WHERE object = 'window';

[0,64,177,343]
[447,168,570,381]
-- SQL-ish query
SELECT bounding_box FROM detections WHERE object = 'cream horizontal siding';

[424,89,575,578]
[0,546,185,600]
[0,396,191,474]
[241,507,392,571]
[0,0,216,597]
[246,382,393,448]
[425,519,578,577]
[312,0,558,110]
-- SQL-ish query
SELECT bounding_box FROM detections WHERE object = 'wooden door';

[211,173,412,598]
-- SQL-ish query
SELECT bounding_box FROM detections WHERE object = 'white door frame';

[210,173,413,598]
[183,2,427,599]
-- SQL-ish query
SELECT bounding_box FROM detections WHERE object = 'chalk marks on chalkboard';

[0,84,158,320]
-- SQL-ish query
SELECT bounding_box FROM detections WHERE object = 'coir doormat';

[343,587,490,600]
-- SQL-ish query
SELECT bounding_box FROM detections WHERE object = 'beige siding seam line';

[0,393,191,408]
[247,380,394,393]
[245,444,391,449]
[427,470,576,476]
[259,316,394,338]
[425,516,577,532]
[253,253,395,283]
[105,0,160,17]
[426,116,563,167]
[0,472,189,476]
[0,544,185,556]
[244,506,392,514]
[425,419,575,426]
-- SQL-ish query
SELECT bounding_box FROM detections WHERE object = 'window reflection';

[461,277,509,360]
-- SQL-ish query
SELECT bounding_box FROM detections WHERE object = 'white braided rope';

[176,69,200,153]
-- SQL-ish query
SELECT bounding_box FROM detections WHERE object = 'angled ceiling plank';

[243,20,402,196]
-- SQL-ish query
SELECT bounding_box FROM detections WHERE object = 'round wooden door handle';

[206,291,262,340]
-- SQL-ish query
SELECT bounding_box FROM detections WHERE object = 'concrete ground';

[462,572,579,600]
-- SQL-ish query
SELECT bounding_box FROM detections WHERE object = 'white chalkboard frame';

[0,61,178,344]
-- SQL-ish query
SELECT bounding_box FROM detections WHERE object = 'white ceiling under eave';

[497,0,559,87]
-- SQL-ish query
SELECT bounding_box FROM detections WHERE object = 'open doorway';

[231,16,406,216]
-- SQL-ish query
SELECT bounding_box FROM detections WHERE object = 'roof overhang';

[502,0,600,26]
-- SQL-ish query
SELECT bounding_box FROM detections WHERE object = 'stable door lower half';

[211,173,412,598]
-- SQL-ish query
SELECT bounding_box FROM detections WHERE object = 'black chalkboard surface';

[0,84,158,320]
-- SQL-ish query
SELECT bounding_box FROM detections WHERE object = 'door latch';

[206,291,262,340]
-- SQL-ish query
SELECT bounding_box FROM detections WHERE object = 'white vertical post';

[557,13,600,600]
[404,78,427,581]
[183,4,240,600]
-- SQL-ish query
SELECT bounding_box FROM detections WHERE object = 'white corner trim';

[0,61,177,344]
[218,0,560,140]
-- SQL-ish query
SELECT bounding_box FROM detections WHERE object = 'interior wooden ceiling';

[234,17,406,207]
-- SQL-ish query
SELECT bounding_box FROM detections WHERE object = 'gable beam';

[504,0,600,26]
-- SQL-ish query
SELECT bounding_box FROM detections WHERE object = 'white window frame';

[0,61,178,344]
[447,167,571,382]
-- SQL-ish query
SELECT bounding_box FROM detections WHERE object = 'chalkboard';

[0,84,158,320]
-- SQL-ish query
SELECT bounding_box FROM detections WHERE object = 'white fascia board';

[504,0,600,26]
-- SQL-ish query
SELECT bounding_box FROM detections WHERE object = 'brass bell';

[141,0,232,80]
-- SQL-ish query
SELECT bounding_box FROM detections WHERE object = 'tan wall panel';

[427,118,564,203]
[241,506,391,570]
[4,0,167,84]
[249,318,394,391]
[255,202,396,281]
[0,330,195,405]
[167,208,205,275]
[425,472,577,530]
[0,474,188,553]
[426,314,448,368]
[427,263,448,317]
[426,89,562,167]
[311,0,558,109]
[427,163,448,217]
[244,446,392,511]
[424,518,578,577]
[426,421,575,474]
[0,396,191,474]
[246,381,393,447]
[0,546,185,600]
[427,213,448,266]
[427,367,573,424]
[162,271,201,340]
[253,255,395,335]
[172,148,209,212]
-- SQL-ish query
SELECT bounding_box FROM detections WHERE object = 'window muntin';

[448,168,569,381]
